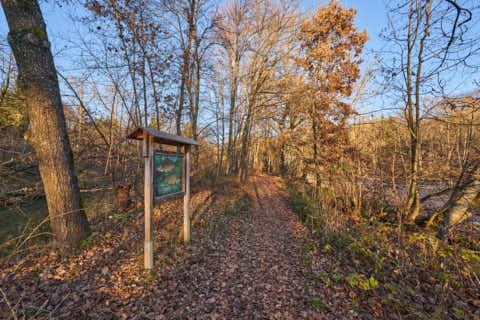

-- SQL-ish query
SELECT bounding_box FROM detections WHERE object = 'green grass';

[224,193,252,216]
[0,189,114,258]
[286,187,313,223]
[285,179,480,319]
[0,198,49,257]
[310,298,325,310]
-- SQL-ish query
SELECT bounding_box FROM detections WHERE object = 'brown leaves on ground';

[8,175,474,319]
[0,176,325,319]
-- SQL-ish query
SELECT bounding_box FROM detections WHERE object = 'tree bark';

[226,61,238,175]
[191,65,200,168]
[1,0,90,247]
[176,0,196,138]
[238,101,253,182]
[216,80,225,177]
[438,162,480,238]
[405,137,421,221]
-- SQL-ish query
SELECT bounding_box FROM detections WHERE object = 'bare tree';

[214,0,251,175]
[381,0,479,224]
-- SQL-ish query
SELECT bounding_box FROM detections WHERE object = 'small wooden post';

[144,134,154,269]
[183,145,191,243]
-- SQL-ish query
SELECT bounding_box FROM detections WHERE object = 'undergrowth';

[224,193,251,216]
[286,180,480,319]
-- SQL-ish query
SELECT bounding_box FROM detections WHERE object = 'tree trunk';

[238,100,254,182]
[1,0,90,247]
[405,135,421,222]
[177,65,187,137]
[191,26,200,169]
[238,125,250,182]
[405,0,431,223]
[438,162,480,238]
[226,55,239,175]
[215,79,225,177]
[177,0,195,139]
[278,112,287,174]
[311,105,320,190]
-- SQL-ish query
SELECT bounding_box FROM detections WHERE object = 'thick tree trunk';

[438,162,480,238]
[1,0,90,247]
[177,0,196,140]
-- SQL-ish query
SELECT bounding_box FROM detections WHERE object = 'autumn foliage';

[1,0,479,318]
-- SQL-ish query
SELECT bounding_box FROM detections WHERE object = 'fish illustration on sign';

[154,153,183,197]
[163,173,180,185]
[156,158,176,173]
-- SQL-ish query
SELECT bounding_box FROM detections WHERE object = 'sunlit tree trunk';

[191,17,201,168]
[238,101,253,182]
[438,162,480,238]
[176,0,195,137]
[1,0,90,247]
[226,58,239,174]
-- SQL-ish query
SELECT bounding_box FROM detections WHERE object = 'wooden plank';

[181,148,185,194]
[154,191,185,203]
[154,150,185,158]
[144,134,154,269]
[183,145,191,243]
[127,127,200,146]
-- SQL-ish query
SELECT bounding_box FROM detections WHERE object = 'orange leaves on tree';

[293,1,368,165]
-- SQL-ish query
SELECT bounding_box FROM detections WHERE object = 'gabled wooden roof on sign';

[127,127,200,146]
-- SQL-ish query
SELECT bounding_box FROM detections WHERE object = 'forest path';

[207,175,315,318]
[1,175,324,319]
[160,175,321,319]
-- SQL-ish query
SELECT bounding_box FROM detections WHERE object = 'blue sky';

[0,0,390,120]
[1,1,388,69]
[1,0,477,118]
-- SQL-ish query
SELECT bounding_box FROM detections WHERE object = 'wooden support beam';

[144,134,154,269]
[183,145,191,243]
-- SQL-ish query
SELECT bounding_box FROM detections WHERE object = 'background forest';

[1,0,480,318]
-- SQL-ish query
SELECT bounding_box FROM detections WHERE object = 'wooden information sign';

[154,152,184,201]
[127,127,199,269]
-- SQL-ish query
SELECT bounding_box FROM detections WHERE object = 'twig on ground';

[0,287,18,320]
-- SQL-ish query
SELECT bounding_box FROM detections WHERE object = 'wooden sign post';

[127,127,199,269]
[183,145,191,243]
[144,134,153,269]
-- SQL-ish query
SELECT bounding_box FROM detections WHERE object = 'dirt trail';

[1,176,322,319]
[157,175,320,319]
[208,175,315,318]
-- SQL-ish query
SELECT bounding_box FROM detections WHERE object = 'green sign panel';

[153,153,183,198]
